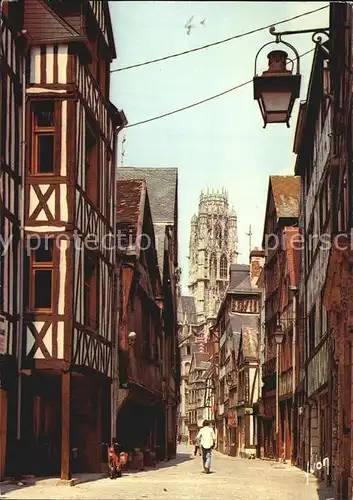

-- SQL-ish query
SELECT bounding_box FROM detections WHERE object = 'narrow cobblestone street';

[1,445,334,500]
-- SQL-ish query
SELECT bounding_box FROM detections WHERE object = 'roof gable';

[117,167,178,224]
[116,179,146,256]
[24,0,82,43]
[262,175,300,246]
[270,176,300,220]
[117,167,178,276]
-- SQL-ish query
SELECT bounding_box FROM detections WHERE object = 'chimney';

[249,248,265,288]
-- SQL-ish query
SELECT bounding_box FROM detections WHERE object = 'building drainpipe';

[290,285,298,465]
[111,263,121,443]
[111,114,127,443]
[16,31,29,451]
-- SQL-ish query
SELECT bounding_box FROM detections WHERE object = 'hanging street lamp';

[253,48,301,128]
[253,26,330,128]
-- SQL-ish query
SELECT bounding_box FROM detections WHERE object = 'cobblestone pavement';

[1,445,334,500]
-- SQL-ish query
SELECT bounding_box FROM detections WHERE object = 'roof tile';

[270,175,300,219]
[116,179,145,253]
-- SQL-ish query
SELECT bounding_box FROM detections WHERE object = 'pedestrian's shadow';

[125,452,193,475]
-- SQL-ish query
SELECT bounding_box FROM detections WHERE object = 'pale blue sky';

[109,1,329,294]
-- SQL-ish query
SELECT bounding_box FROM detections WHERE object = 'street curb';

[0,473,106,488]
[55,478,80,487]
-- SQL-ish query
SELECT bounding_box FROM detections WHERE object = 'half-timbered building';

[115,178,167,461]
[212,252,263,457]
[321,5,353,498]
[292,7,351,495]
[236,325,259,458]
[260,176,300,461]
[1,0,126,480]
[177,295,199,442]
[0,0,29,480]
[186,351,211,444]
[293,44,332,480]
[258,179,301,463]
[117,167,180,460]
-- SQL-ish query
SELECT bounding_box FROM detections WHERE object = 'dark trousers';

[201,446,211,467]
[194,445,200,455]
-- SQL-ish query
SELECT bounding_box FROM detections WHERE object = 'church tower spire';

[188,188,238,338]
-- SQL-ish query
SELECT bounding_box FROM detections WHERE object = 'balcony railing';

[307,336,328,397]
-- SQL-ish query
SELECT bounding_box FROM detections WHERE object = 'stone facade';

[188,188,238,337]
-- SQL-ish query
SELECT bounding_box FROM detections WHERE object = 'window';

[84,254,99,330]
[220,254,228,279]
[85,123,99,204]
[308,305,316,355]
[214,224,222,247]
[30,239,53,310]
[31,102,55,174]
[210,253,217,281]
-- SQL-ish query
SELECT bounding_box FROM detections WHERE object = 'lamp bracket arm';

[270,26,330,56]
[269,26,330,40]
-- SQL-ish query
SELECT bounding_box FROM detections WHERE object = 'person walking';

[193,437,200,456]
[196,420,216,473]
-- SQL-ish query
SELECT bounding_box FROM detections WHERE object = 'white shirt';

[197,426,215,449]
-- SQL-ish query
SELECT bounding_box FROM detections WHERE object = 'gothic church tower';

[188,188,238,327]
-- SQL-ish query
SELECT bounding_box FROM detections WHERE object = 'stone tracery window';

[214,224,222,247]
[210,253,217,281]
[220,254,228,279]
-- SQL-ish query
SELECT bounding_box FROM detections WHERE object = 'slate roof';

[199,362,211,381]
[178,296,198,324]
[153,224,167,276]
[117,167,178,275]
[270,176,300,220]
[117,167,178,224]
[229,264,249,291]
[228,264,259,293]
[241,326,259,360]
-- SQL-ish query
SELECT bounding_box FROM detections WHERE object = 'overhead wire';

[111,5,328,73]
[125,48,315,129]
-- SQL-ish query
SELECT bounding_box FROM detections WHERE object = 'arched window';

[210,253,217,281]
[185,362,191,376]
[214,224,222,247]
[220,254,228,279]
[204,250,208,267]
